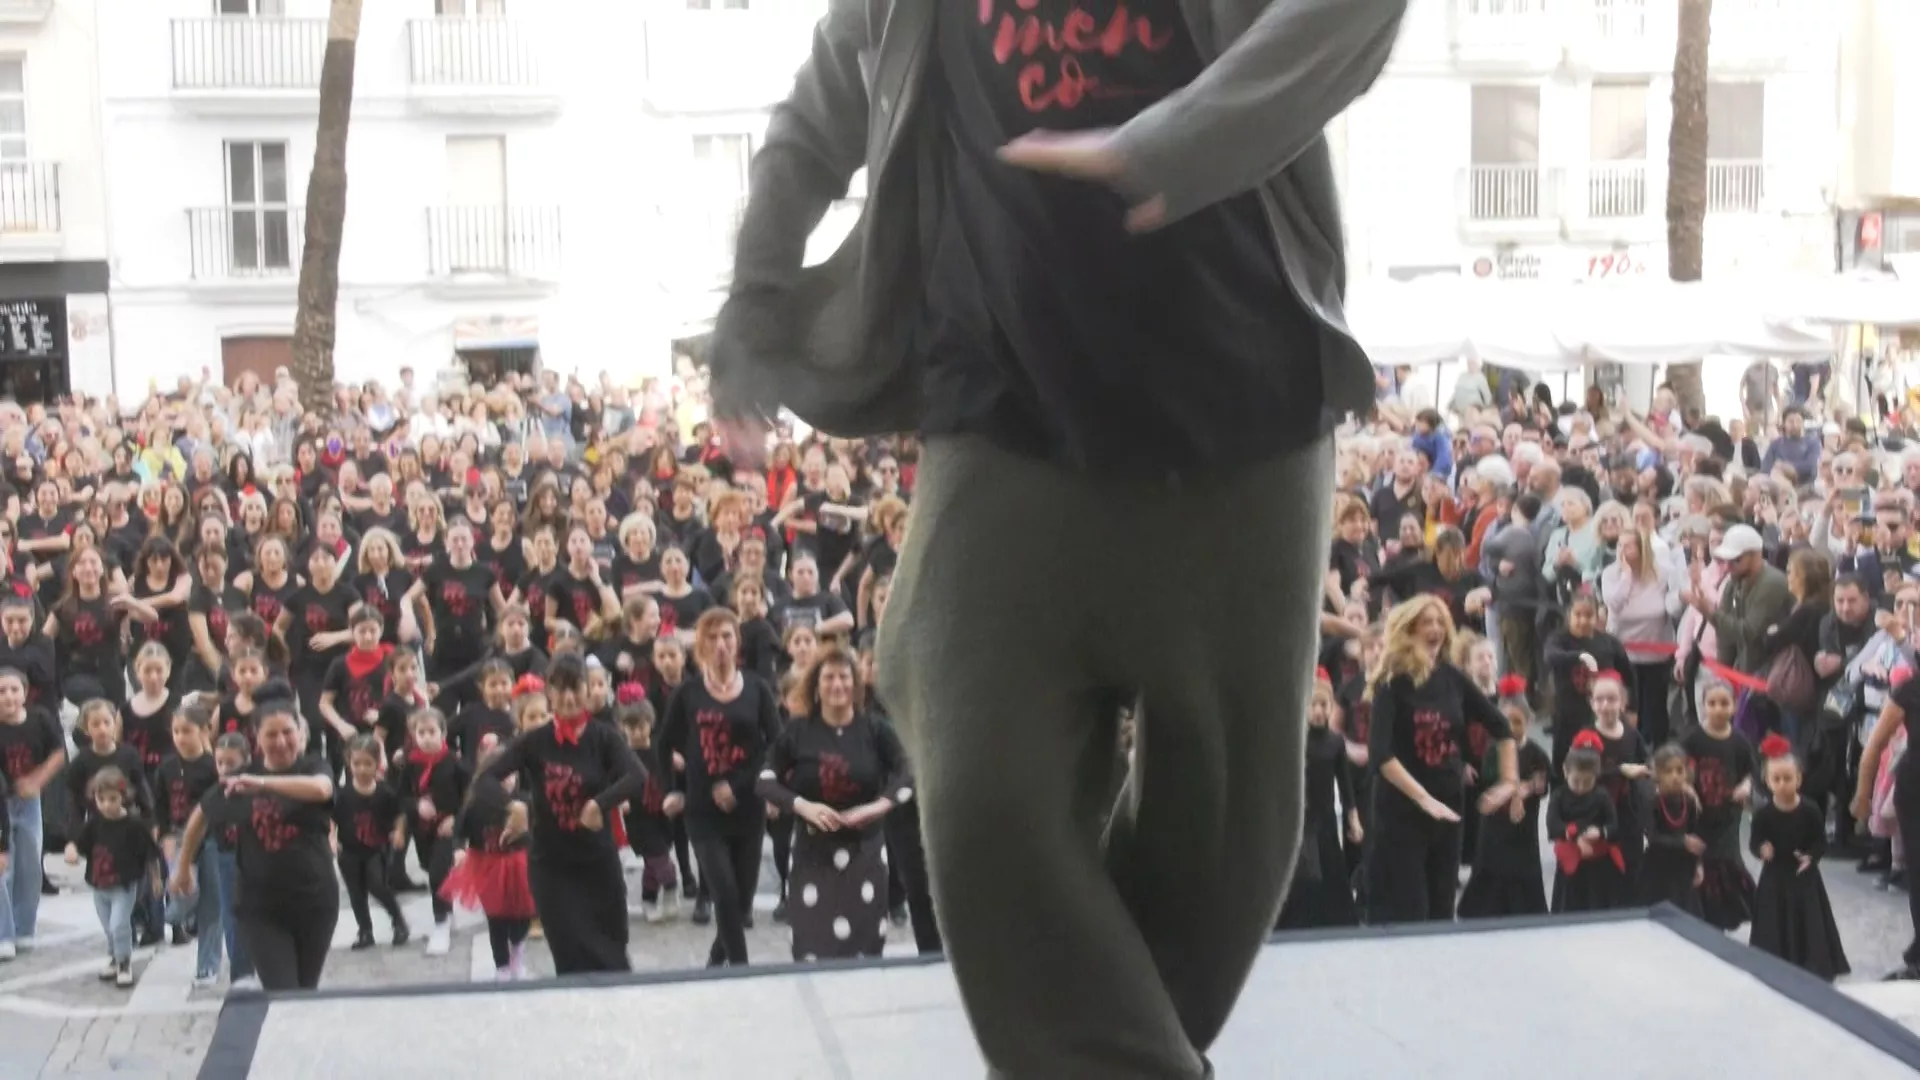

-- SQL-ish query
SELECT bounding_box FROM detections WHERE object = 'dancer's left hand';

[578,802,604,832]
[998,130,1165,233]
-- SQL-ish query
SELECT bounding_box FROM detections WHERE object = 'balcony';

[425,206,562,295]
[170,17,324,114]
[1563,160,1664,242]
[640,10,818,115]
[406,17,559,117]
[0,0,53,24]
[1706,159,1768,214]
[186,206,306,298]
[1708,0,1805,71]
[1458,164,1562,242]
[0,162,62,255]
[1445,0,1564,73]
[1563,0,1808,74]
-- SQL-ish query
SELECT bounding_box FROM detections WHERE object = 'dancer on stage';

[1275,670,1357,930]
[757,644,909,960]
[660,608,782,966]
[442,735,536,981]
[1365,596,1518,924]
[1457,678,1549,919]
[1682,682,1756,931]
[709,0,1406,1068]
[1548,732,1627,914]
[1637,744,1705,918]
[332,735,409,950]
[481,653,645,974]
[1752,736,1849,980]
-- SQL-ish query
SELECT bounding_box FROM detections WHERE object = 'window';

[1468,85,1540,219]
[436,0,507,13]
[217,0,286,13]
[1707,82,1765,160]
[1589,82,1648,160]
[225,140,293,272]
[0,60,23,163]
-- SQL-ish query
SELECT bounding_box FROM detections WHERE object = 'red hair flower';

[1759,734,1793,760]
[1315,667,1332,684]
[615,684,646,706]
[513,674,546,699]
[1496,674,1528,698]
[1571,729,1605,753]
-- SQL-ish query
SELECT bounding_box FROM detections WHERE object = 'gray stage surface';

[201,908,1920,1078]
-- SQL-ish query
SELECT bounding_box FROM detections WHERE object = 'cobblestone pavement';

[2,829,1917,1078]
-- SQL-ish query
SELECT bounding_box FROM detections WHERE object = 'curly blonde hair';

[1366,594,1454,700]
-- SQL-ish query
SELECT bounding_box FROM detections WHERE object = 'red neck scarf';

[407,744,449,793]
[554,712,591,747]
[344,644,392,681]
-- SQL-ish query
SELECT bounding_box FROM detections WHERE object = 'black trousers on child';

[693,831,762,966]
[488,917,531,968]
[768,812,794,897]
[241,901,339,991]
[528,851,630,974]
[672,817,702,899]
[411,830,455,922]
[337,847,405,934]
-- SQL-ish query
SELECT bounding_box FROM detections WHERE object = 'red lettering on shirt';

[697,708,747,777]
[979,0,1172,114]
[250,797,299,853]
[543,763,586,832]
[1412,707,1455,769]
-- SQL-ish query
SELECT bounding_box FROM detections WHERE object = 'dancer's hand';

[170,865,194,898]
[63,843,78,865]
[1796,852,1813,875]
[662,793,685,818]
[502,802,529,845]
[578,802,605,832]
[1694,865,1704,886]
[711,782,737,813]
[1508,795,1526,824]
[716,416,770,471]
[997,130,1165,233]
[1733,780,1752,803]
[839,802,889,830]
[1418,796,1460,823]
[1346,809,1365,845]
[1684,835,1706,856]
[795,799,844,832]
[1852,791,1873,823]
[437,816,454,838]
[1758,841,1775,862]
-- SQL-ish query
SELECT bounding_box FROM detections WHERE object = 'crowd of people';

[1309,357,1920,982]
[0,361,937,992]
[2,351,1918,1000]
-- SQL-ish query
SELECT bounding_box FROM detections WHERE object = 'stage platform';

[201,907,1920,1079]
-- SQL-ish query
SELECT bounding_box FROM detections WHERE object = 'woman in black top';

[611,514,664,604]
[661,607,783,967]
[277,544,358,768]
[43,548,160,707]
[655,546,715,640]
[350,528,415,648]
[482,653,646,974]
[404,520,506,708]
[238,536,299,628]
[171,682,338,991]
[1364,596,1518,925]
[756,644,909,961]
[186,546,239,694]
[544,524,619,635]
[129,537,194,694]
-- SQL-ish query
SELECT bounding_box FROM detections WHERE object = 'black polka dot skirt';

[788,825,889,962]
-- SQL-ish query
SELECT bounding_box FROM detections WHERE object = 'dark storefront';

[0,260,108,405]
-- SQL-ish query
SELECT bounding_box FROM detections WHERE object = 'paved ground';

[1,826,1916,1078]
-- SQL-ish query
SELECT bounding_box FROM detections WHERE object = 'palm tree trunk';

[1663,0,1712,415]
[290,0,364,422]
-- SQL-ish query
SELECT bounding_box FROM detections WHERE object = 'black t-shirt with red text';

[920,0,1323,473]
[480,718,645,866]
[282,582,355,676]
[332,780,402,855]
[351,570,414,646]
[230,756,336,917]
[423,563,495,655]
[658,675,783,840]
[156,751,219,834]
[1367,662,1510,817]
[74,814,157,890]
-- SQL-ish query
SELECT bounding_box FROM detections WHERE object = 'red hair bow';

[1759,734,1793,760]
[1571,729,1605,753]
[615,684,646,705]
[513,674,546,698]
[1496,674,1527,698]
[1314,667,1332,684]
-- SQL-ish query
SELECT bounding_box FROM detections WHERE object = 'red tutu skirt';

[439,849,536,920]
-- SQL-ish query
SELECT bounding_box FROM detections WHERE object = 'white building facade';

[1336,0,1841,286]
[91,0,854,400]
[0,0,111,402]
[1834,0,1920,273]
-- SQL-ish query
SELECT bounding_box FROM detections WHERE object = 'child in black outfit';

[443,735,535,981]
[1681,681,1756,931]
[1587,671,1650,891]
[156,702,224,984]
[1750,735,1850,981]
[618,695,680,922]
[449,660,516,766]
[1458,678,1551,918]
[394,708,471,957]
[1637,743,1705,917]
[1549,731,1627,913]
[66,768,160,988]
[1276,671,1359,929]
[332,735,409,950]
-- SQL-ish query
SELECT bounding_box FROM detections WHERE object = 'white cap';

[1713,524,1765,561]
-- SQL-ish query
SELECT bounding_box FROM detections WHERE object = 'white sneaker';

[99,958,119,981]
[643,899,663,924]
[0,942,16,961]
[663,888,682,920]
[231,976,262,992]
[425,921,451,957]
[192,974,220,990]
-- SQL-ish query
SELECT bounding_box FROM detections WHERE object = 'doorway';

[221,335,293,389]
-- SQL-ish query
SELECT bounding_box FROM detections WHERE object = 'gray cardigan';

[708,0,1409,438]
